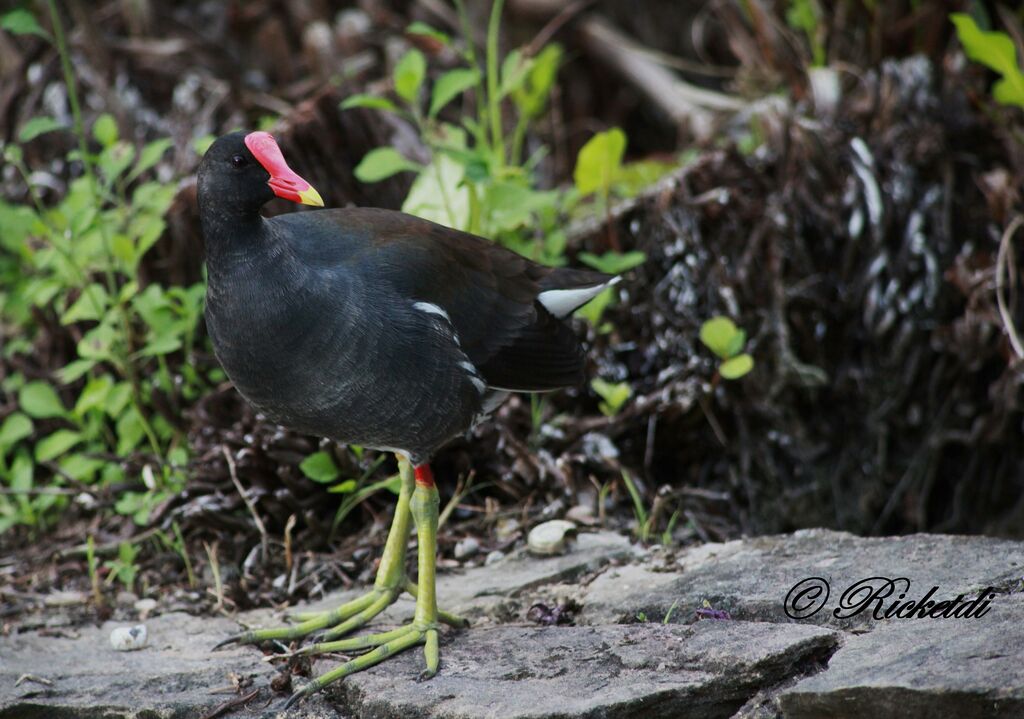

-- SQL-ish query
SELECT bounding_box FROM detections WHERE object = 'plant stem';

[486,0,506,170]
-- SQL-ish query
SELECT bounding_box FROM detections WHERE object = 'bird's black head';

[197,131,324,218]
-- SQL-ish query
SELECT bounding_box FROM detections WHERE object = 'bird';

[198,130,616,706]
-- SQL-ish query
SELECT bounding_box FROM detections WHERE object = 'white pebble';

[110,624,148,651]
[527,520,577,556]
[454,537,480,560]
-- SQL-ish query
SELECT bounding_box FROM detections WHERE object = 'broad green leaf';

[401,153,471,230]
[18,116,64,142]
[126,138,172,182]
[720,353,754,380]
[354,147,422,183]
[429,68,479,117]
[0,412,33,449]
[18,381,66,419]
[725,329,746,358]
[61,283,110,325]
[699,316,740,359]
[578,250,646,275]
[1,9,49,39]
[574,128,626,196]
[104,382,133,418]
[35,429,83,462]
[591,378,632,417]
[951,13,1024,109]
[58,359,96,385]
[341,94,400,113]
[74,375,114,416]
[92,113,118,147]
[60,452,104,481]
[115,407,146,455]
[77,322,118,361]
[300,451,340,483]
[406,21,449,45]
[394,49,426,104]
[97,141,135,182]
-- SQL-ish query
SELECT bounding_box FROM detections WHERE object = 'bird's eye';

[230,155,246,168]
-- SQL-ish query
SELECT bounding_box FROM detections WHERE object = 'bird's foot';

[283,619,443,708]
[212,585,403,649]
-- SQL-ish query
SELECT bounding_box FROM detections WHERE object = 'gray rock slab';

[328,621,837,719]
[778,593,1024,719]
[581,529,1024,630]
[0,611,340,718]
[241,530,642,631]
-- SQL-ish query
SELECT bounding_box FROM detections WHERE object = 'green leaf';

[406,21,449,45]
[19,381,66,419]
[513,44,562,118]
[74,375,114,416]
[1,9,49,39]
[429,68,480,117]
[699,316,740,359]
[126,138,172,182]
[58,359,96,385]
[341,94,400,113]
[92,113,118,147]
[18,116,64,142]
[354,147,422,183]
[0,412,33,450]
[61,284,110,325]
[951,13,1024,109]
[574,128,627,196]
[499,49,531,98]
[725,329,746,358]
[300,451,340,483]
[35,429,83,462]
[115,407,146,455]
[394,49,427,104]
[327,479,358,494]
[401,152,471,230]
[591,378,632,417]
[59,453,104,481]
[578,250,646,275]
[719,353,754,380]
[77,323,118,361]
[104,382,133,418]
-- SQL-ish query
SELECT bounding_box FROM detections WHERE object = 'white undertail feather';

[537,276,621,318]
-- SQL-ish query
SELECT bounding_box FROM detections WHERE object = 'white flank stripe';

[413,301,451,322]
[537,276,620,318]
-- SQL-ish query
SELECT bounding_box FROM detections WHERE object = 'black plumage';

[198,131,613,464]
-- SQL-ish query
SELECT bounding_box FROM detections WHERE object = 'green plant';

[0,4,208,532]
[786,0,826,68]
[346,0,564,253]
[591,378,632,417]
[86,534,102,605]
[951,13,1024,109]
[699,317,754,380]
[621,470,651,541]
[103,541,139,592]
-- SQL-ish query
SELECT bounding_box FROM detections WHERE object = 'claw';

[211,633,247,651]
[283,687,310,710]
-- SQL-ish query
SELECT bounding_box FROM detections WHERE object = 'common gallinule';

[199,131,616,706]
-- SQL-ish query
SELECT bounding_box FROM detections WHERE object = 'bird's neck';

[200,205,272,270]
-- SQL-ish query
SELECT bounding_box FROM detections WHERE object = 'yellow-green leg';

[283,466,454,708]
[214,456,419,649]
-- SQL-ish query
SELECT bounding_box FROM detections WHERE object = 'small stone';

[495,517,520,542]
[134,598,157,619]
[527,520,577,556]
[485,550,506,566]
[454,537,481,560]
[43,591,87,607]
[566,504,598,526]
[109,624,147,651]
[116,591,138,607]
